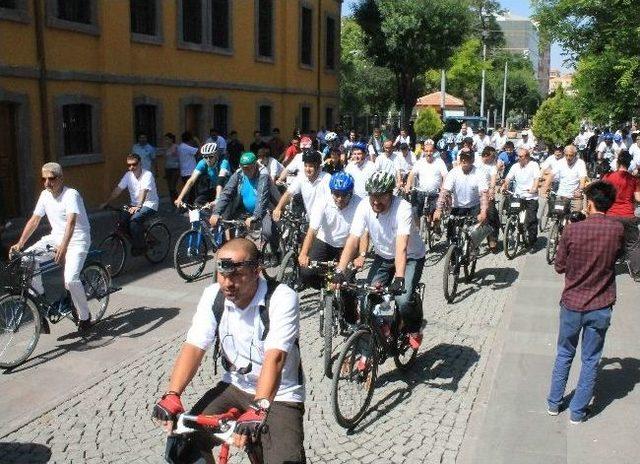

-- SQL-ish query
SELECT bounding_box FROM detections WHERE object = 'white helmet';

[201,142,218,155]
[325,132,338,142]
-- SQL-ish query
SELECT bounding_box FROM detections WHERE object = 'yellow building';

[0,0,341,215]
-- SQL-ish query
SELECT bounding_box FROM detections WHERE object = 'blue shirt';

[240,174,259,214]
[132,143,157,171]
[194,158,231,185]
[498,150,518,174]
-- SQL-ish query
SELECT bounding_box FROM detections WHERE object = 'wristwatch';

[252,398,271,411]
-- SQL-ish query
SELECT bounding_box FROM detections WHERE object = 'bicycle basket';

[1,255,33,290]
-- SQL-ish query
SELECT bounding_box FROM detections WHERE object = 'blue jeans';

[547,304,612,421]
[129,206,157,250]
[368,255,425,332]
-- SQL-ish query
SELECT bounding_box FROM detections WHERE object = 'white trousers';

[25,236,91,321]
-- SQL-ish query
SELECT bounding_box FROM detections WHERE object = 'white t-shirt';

[393,151,416,176]
[178,142,198,177]
[515,139,536,151]
[505,161,541,200]
[287,171,330,215]
[473,135,491,153]
[33,187,91,244]
[491,134,508,151]
[309,196,360,248]
[474,160,498,184]
[411,158,448,193]
[394,135,411,146]
[118,169,160,211]
[350,196,425,260]
[442,166,489,208]
[574,133,590,148]
[345,160,376,199]
[185,279,304,403]
[552,158,587,198]
[374,154,397,178]
[541,155,563,173]
[629,143,640,172]
[597,141,622,157]
[259,157,283,179]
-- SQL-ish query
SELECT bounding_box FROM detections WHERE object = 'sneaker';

[569,409,589,424]
[77,319,92,336]
[408,332,423,350]
[547,407,559,416]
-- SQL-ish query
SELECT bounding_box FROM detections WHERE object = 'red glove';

[152,392,184,422]
[234,402,268,440]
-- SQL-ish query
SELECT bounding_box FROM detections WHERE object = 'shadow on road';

[348,343,479,433]
[451,267,520,304]
[0,442,51,463]
[2,306,180,375]
[591,357,640,418]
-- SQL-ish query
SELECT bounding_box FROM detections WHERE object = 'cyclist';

[323,131,341,160]
[497,141,518,177]
[298,172,365,288]
[322,146,344,175]
[405,141,448,229]
[273,150,329,222]
[473,127,491,154]
[152,238,305,463]
[256,142,284,183]
[10,162,92,334]
[597,133,622,171]
[367,127,386,161]
[334,171,427,349]
[100,153,159,256]
[375,140,399,179]
[501,148,541,248]
[434,149,491,250]
[516,131,536,152]
[174,142,231,208]
[491,126,508,151]
[441,135,457,170]
[344,142,376,199]
[276,136,315,183]
[543,145,588,213]
[475,147,501,251]
[629,134,640,174]
[394,142,416,191]
[342,130,358,156]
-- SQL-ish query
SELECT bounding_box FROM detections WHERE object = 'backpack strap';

[258,277,280,341]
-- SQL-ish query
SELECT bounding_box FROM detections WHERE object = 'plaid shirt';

[555,214,625,311]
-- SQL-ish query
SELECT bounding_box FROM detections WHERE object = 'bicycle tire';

[276,250,299,289]
[145,222,171,264]
[260,240,279,280]
[331,328,377,429]
[546,222,560,265]
[99,234,126,277]
[503,216,520,260]
[0,294,41,369]
[81,263,110,323]
[442,244,460,304]
[174,230,208,281]
[323,294,335,378]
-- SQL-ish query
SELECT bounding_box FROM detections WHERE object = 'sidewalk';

[458,246,640,463]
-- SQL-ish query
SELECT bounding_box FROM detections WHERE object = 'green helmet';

[239,151,257,166]
[365,171,396,195]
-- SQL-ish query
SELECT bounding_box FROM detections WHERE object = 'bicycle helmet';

[325,131,338,143]
[446,135,455,144]
[239,151,257,166]
[329,172,354,193]
[603,132,614,142]
[300,136,313,149]
[200,142,218,156]
[365,171,396,195]
[351,141,367,152]
[613,133,623,144]
[302,150,322,164]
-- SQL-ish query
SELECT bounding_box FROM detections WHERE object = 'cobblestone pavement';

[1,243,524,463]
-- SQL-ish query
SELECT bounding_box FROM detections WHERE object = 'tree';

[414,107,444,139]
[531,87,581,146]
[353,0,471,125]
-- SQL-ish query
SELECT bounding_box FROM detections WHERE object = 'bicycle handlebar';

[172,408,243,444]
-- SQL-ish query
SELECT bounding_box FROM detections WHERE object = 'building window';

[211,0,230,49]
[46,0,99,34]
[325,16,336,70]
[62,104,93,156]
[178,0,232,53]
[212,104,229,137]
[130,0,156,36]
[300,5,313,66]
[182,0,203,44]
[57,0,91,24]
[134,105,157,146]
[300,106,311,133]
[256,0,273,59]
[0,0,29,22]
[185,104,204,140]
[325,107,334,129]
[259,105,272,135]
[0,0,17,8]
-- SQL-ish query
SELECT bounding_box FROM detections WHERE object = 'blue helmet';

[603,132,614,142]
[613,133,623,144]
[351,141,367,152]
[329,172,354,193]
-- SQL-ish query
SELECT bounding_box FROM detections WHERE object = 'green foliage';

[414,107,444,139]
[531,88,581,146]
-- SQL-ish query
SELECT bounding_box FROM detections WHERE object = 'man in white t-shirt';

[152,239,305,463]
[335,171,426,349]
[516,132,536,152]
[473,128,492,154]
[502,148,541,246]
[544,145,588,212]
[345,143,376,199]
[11,162,93,334]
[394,143,416,190]
[406,142,448,226]
[491,126,508,151]
[629,136,640,174]
[101,153,160,255]
[597,133,623,171]
[374,140,398,179]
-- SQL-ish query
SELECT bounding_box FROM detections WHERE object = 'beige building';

[549,70,575,95]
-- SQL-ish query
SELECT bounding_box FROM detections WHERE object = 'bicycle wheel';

[464,254,477,283]
[503,216,520,260]
[442,244,460,304]
[99,234,126,277]
[145,222,171,264]
[546,222,560,265]
[331,328,377,428]
[0,294,41,369]
[394,333,419,370]
[174,230,208,281]
[276,250,300,289]
[81,263,110,323]
[260,240,279,280]
[323,294,336,378]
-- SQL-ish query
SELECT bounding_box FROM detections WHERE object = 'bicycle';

[442,214,481,303]
[545,193,572,265]
[502,190,529,260]
[173,204,222,281]
[171,407,261,464]
[99,205,171,277]
[331,280,425,428]
[0,247,115,368]
[415,190,445,251]
[275,209,308,290]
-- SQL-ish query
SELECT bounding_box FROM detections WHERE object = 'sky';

[341,0,573,74]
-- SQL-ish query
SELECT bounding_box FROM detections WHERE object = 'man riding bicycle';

[543,145,588,213]
[152,238,305,463]
[334,171,427,349]
[11,162,93,334]
[174,142,231,208]
[344,142,376,199]
[100,153,159,256]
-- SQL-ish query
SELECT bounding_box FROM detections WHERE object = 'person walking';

[546,181,625,423]
[163,133,180,202]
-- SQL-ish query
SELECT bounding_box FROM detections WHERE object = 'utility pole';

[501,60,508,128]
[480,32,487,117]
[440,69,446,117]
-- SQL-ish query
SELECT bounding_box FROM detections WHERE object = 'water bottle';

[373,295,395,342]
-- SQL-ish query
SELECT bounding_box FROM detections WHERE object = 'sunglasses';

[127,162,139,167]
[216,258,259,276]
[42,175,58,182]
[203,155,216,160]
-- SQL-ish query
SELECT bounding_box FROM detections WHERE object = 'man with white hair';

[10,163,93,334]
